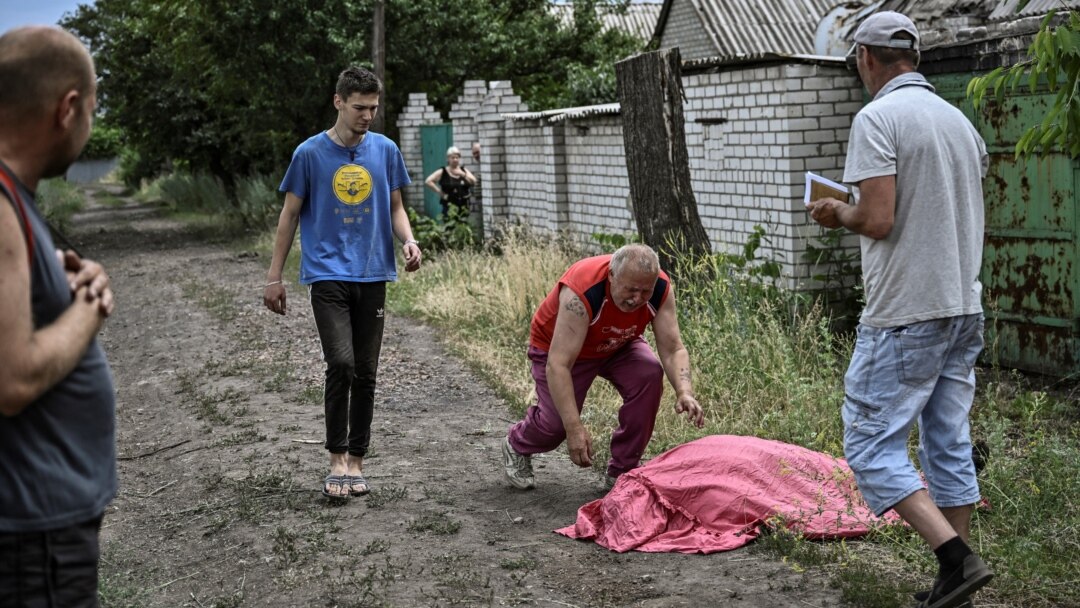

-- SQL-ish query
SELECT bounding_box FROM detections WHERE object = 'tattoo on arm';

[679,367,692,388]
[564,294,587,318]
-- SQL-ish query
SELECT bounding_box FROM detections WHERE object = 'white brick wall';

[564,116,634,249]
[503,120,561,232]
[449,80,487,169]
[476,81,529,237]
[403,60,864,290]
[682,61,862,290]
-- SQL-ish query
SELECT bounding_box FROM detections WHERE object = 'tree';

[64,0,360,186]
[62,0,648,188]
[615,48,712,271]
[968,9,1080,157]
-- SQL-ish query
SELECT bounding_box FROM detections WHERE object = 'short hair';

[863,32,919,68]
[0,26,94,124]
[610,244,659,277]
[335,66,382,100]
[446,146,461,157]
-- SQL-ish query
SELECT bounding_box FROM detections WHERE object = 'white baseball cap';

[853,11,919,51]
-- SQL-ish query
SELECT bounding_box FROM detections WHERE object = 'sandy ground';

[72,184,847,607]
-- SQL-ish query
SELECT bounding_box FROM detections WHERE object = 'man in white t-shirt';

[808,12,992,608]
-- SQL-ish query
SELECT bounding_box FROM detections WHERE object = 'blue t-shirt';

[279,131,411,284]
[0,163,117,532]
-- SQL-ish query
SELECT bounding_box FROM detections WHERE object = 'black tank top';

[438,166,470,206]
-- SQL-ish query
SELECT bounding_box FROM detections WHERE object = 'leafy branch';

[968,8,1080,157]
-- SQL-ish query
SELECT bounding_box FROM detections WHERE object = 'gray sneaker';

[501,437,535,489]
[603,473,618,491]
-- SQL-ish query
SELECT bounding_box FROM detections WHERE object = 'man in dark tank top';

[0,25,118,607]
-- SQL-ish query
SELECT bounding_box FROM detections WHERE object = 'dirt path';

[73,185,845,607]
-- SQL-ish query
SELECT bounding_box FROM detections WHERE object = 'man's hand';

[57,249,114,316]
[264,282,287,315]
[675,393,705,428]
[403,242,421,272]
[565,425,593,468]
[807,197,846,229]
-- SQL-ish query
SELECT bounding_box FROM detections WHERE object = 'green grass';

[36,178,85,233]
[407,512,462,535]
[365,485,407,509]
[387,233,1080,608]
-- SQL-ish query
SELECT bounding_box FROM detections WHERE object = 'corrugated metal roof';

[504,103,621,123]
[879,0,998,22]
[550,0,663,40]
[989,0,1080,21]
[687,0,840,56]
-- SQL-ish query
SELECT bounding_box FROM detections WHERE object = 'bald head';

[0,26,95,126]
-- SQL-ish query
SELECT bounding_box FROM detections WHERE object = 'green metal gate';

[931,73,1079,375]
[420,123,452,219]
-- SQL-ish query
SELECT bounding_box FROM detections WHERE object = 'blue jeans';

[309,280,386,457]
[842,314,984,516]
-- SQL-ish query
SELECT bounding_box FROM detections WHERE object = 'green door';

[421,123,452,219]
[931,73,1080,375]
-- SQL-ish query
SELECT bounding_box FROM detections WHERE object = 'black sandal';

[345,474,370,496]
[322,474,350,499]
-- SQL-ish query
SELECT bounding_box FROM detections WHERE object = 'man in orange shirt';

[502,244,704,489]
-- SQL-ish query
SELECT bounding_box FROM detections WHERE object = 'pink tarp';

[555,435,895,554]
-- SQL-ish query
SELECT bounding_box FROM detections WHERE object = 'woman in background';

[425,146,476,218]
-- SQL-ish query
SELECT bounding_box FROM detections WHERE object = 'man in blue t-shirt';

[1,26,118,605]
[263,66,421,500]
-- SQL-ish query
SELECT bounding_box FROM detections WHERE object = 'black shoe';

[916,554,993,608]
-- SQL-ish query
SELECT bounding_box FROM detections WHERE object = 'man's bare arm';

[652,291,705,427]
[0,196,106,415]
[546,286,592,466]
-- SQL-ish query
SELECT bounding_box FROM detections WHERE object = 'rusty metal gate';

[929,72,1077,375]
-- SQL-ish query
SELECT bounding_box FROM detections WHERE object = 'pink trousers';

[507,338,664,477]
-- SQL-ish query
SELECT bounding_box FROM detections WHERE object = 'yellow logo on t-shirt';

[332,164,373,205]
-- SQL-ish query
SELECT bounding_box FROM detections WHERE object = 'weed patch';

[365,485,407,509]
[407,512,462,536]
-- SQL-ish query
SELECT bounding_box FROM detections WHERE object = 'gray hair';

[610,244,659,277]
[446,146,461,157]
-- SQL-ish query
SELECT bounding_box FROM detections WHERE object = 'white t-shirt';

[843,72,988,327]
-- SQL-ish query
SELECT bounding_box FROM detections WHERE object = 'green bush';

[118,147,160,189]
[150,171,283,231]
[407,205,476,256]
[235,173,283,230]
[80,123,123,160]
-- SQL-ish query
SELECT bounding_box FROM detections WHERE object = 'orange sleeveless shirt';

[529,255,670,359]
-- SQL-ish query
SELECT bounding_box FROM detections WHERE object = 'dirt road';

[75,184,845,607]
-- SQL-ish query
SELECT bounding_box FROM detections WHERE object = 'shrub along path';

[72,183,844,607]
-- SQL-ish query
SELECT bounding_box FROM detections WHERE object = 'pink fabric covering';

[555,435,896,554]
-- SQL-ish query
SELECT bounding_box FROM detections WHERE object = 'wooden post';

[615,47,711,271]
[372,0,386,133]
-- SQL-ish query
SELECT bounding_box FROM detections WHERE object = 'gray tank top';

[0,163,117,532]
